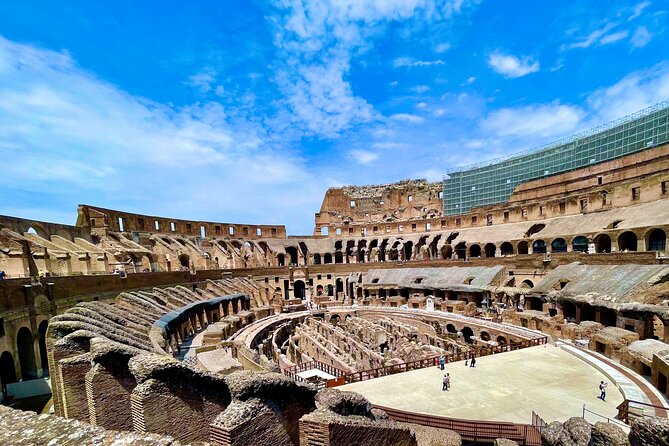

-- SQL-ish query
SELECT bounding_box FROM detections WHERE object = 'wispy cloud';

[393,57,445,67]
[487,52,539,78]
[631,26,653,47]
[389,113,425,123]
[434,42,452,53]
[348,149,378,165]
[410,84,431,93]
[629,1,651,21]
[481,103,583,138]
[186,67,218,93]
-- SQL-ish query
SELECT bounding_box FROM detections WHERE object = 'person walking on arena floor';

[599,380,607,401]
[470,356,476,368]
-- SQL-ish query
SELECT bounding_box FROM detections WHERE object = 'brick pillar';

[575,305,582,324]
[59,353,92,421]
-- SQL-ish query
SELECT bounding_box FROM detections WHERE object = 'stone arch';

[335,278,344,295]
[484,243,496,258]
[323,253,333,264]
[277,253,286,266]
[517,240,529,255]
[17,327,37,380]
[532,239,547,254]
[496,335,507,345]
[37,320,49,377]
[293,280,305,299]
[461,326,474,343]
[455,242,467,259]
[25,223,48,238]
[469,244,481,258]
[446,324,457,334]
[0,351,17,392]
[520,279,534,289]
[551,238,567,253]
[618,231,638,252]
[403,241,414,261]
[500,242,514,256]
[480,331,491,342]
[285,246,299,265]
[441,245,453,259]
[646,228,666,252]
[334,251,344,264]
[429,234,442,259]
[594,233,612,253]
[313,253,322,265]
[572,236,589,253]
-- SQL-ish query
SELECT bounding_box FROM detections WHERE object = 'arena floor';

[340,344,624,424]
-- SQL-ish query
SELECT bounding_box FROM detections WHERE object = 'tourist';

[599,381,607,401]
[439,355,445,370]
[442,373,450,391]
[470,356,476,368]
[0,271,5,281]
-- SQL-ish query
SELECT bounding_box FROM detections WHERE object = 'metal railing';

[582,405,629,428]
[377,405,542,445]
[616,399,668,424]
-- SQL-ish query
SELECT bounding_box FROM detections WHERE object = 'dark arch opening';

[403,241,413,261]
[286,246,299,265]
[17,327,37,380]
[496,335,507,345]
[647,228,666,252]
[517,241,529,255]
[484,243,496,258]
[532,240,546,254]
[500,242,514,256]
[594,234,611,253]
[336,278,344,294]
[313,253,321,265]
[551,238,567,253]
[0,351,17,394]
[527,296,544,311]
[441,245,453,259]
[520,279,534,289]
[469,244,481,258]
[461,326,474,343]
[334,251,343,264]
[38,320,49,377]
[293,280,305,299]
[446,324,457,334]
[277,253,286,266]
[618,231,638,252]
[480,331,491,342]
[455,242,467,259]
[178,254,189,269]
[572,236,589,253]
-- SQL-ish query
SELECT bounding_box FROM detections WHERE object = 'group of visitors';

[439,353,479,391]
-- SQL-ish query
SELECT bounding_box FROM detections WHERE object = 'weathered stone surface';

[590,421,629,446]
[0,405,184,445]
[211,399,293,446]
[316,388,373,418]
[541,417,591,446]
[494,439,519,446]
[629,417,669,446]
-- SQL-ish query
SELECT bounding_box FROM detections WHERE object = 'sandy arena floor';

[340,344,623,424]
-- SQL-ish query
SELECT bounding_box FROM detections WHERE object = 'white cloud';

[186,67,218,93]
[631,26,653,47]
[433,108,446,117]
[389,80,399,86]
[393,57,444,67]
[390,113,425,123]
[434,42,452,53]
[372,141,406,149]
[410,84,431,93]
[481,103,583,138]
[463,76,476,85]
[0,35,324,234]
[349,149,379,165]
[629,1,651,21]
[599,30,630,45]
[487,52,539,78]
[416,102,427,109]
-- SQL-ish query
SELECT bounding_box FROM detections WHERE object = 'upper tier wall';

[77,204,287,239]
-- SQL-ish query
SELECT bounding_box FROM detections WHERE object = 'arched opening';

[551,238,567,253]
[520,279,534,289]
[38,320,49,377]
[336,278,344,296]
[429,234,442,259]
[562,301,577,321]
[647,228,666,252]
[330,314,341,325]
[618,231,638,252]
[323,253,333,264]
[532,240,546,254]
[17,327,37,380]
[527,296,543,311]
[500,242,514,256]
[359,249,366,263]
[320,227,329,236]
[277,253,286,267]
[517,241,529,255]
[480,331,491,342]
[572,236,589,253]
[334,251,343,264]
[316,285,324,296]
[357,240,367,263]
[653,315,665,340]
[313,253,321,265]
[446,324,457,334]
[0,351,17,393]
[403,241,413,261]
[327,284,334,297]
[484,243,496,258]
[286,246,299,265]
[496,336,507,345]
[461,326,474,343]
[293,280,305,299]
[178,254,190,269]
[441,245,453,259]
[469,244,481,258]
[594,234,612,253]
[455,242,467,259]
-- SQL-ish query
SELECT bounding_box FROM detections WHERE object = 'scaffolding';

[442,101,669,215]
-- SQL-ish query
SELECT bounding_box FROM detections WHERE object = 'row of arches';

[1,321,49,394]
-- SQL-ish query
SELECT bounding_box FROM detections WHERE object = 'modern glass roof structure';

[442,101,669,215]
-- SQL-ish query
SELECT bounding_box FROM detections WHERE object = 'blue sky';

[0,0,667,234]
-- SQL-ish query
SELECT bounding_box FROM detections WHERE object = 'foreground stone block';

[541,417,591,446]
[629,417,669,446]
[590,421,629,446]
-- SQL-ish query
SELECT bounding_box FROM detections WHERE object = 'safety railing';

[377,405,542,445]
[617,399,667,424]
